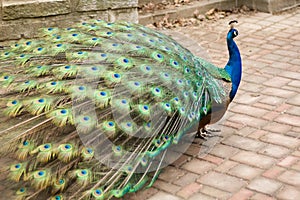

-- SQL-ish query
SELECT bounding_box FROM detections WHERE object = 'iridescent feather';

[0,19,241,200]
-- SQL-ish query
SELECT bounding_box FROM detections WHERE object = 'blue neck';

[224,35,242,101]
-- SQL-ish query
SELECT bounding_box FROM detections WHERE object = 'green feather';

[15,53,31,65]
[124,165,134,174]
[4,99,23,117]
[52,178,67,193]
[95,30,115,38]
[75,115,97,134]
[40,27,60,37]
[170,58,182,69]
[21,40,41,52]
[102,42,125,54]
[146,171,161,188]
[101,121,116,137]
[115,56,134,69]
[139,156,148,167]
[104,71,122,85]
[29,169,52,189]
[65,32,86,43]
[48,35,64,43]
[161,102,173,115]
[31,143,55,163]
[15,187,28,200]
[129,176,149,193]
[90,188,104,200]
[110,184,131,198]
[153,139,162,148]
[93,89,111,108]
[82,36,103,46]
[151,87,164,99]
[8,42,22,52]
[139,64,154,76]
[70,169,92,186]
[112,145,123,156]
[126,81,143,94]
[80,22,100,32]
[114,32,138,43]
[32,46,48,55]
[175,78,185,88]
[159,71,172,85]
[0,51,15,60]
[26,65,52,77]
[178,106,187,116]
[50,43,70,55]
[129,45,151,57]
[69,85,89,101]
[57,144,78,162]
[119,121,136,135]
[197,57,231,81]
[112,98,130,111]
[81,147,94,160]
[151,51,164,62]
[66,51,89,62]
[42,80,66,94]
[53,65,78,79]
[0,73,15,87]
[171,96,181,107]
[16,140,35,160]
[78,65,107,79]
[16,80,38,92]
[25,97,54,115]
[137,104,151,120]
[9,162,27,182]
[47,109,74,126]
[143,122,152,132]
[146,138,172,158]
[50,195,64,200]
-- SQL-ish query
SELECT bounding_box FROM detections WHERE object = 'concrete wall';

[138,0,299,13]
[138,0,299,25]
[0,0,138,41]
[238,0,299,13]
[139,0,236,25]
[0,0,299,41]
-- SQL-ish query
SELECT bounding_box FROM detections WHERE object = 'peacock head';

[227,20,239,40]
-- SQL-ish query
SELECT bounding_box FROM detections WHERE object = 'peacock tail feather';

[0,19,233,199]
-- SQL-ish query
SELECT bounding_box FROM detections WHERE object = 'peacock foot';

[195,126,221,140]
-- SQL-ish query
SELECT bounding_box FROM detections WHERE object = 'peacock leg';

[195,125,220,140]
[205,125,221,133]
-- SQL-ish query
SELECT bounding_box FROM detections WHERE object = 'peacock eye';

[233,30,238,37]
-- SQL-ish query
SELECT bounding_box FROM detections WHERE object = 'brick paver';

[228,164,263,180]
[247,177,282,195]
[197,171,246,192]
[276,186,300,200]
[176,182,203,199]
[123,7,300,200]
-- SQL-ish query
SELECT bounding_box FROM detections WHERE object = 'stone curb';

[138,0,235,25]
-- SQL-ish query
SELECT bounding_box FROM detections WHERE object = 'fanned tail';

[0,19,229,199]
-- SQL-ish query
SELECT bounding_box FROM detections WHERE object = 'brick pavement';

[122,8,300,200]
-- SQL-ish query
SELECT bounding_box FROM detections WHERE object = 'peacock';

[0,19,242,199]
